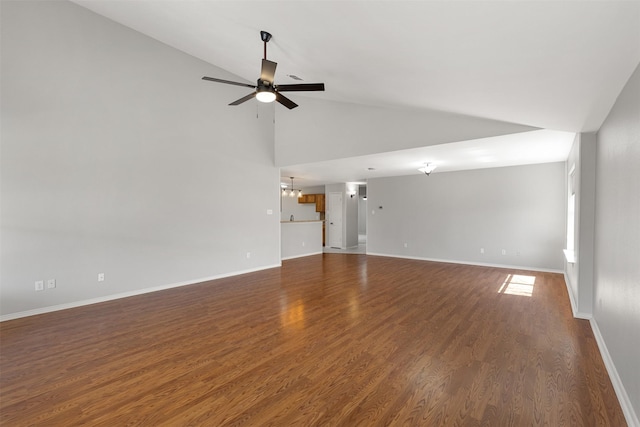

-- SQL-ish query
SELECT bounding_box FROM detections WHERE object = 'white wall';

[0,1,280,318]
[280,222,323,260]
[275,97,537,167]
[367,162,565,271]
[593,63,640,425]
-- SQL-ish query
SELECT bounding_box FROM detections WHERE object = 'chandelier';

[281,177,302,198]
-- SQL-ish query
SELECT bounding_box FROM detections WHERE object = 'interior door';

[328,192,343,249]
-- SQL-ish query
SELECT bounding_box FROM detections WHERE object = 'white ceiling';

[281,129,576,187]
[73,0,640,186]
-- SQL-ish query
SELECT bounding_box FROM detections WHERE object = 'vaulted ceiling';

[73,1,640,185]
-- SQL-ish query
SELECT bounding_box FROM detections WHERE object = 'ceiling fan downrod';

[261,30,272,60]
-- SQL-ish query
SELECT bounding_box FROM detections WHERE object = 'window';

[565,165,576,263]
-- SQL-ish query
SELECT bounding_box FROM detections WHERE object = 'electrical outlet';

[266,209,273,215]
[47,279,56,289]
[502,249,507,255]
[35,280,44,292]
[403,242,408,248]
[246,252,251,259]
[480,247,485,254]
[97,273,105,282]
[302,241,305,247]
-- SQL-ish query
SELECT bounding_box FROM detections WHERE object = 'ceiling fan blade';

[275,92,298,109]
[276,83,325,92]
[229,92,257,106]
[202,76,256,89]
[260,59,277,83]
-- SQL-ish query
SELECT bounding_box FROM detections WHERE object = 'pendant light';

[282,177,303,198]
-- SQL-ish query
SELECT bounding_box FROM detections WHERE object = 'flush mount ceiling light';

[418,163,437,176]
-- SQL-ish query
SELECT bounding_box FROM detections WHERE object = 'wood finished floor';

[0,255,626,426]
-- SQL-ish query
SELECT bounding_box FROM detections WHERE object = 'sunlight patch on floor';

[498,274,536,297]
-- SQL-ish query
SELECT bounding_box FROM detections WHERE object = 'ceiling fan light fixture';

[256,89,276,103]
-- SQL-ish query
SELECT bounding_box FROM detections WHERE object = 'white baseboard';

[563,271,579,315]
[365,252,564,274]
[3,255,636,426]
[590,318,640,427]
[563,273,635,424]
[366,253,637,425]
[0,263,282,322]
[281,251,323,261]
[562,272,592,320]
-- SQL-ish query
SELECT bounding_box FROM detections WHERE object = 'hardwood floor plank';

[0,254,627,426]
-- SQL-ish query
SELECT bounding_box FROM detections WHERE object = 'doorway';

[358,185,367,247]
[323,185,367,255]
[327,192,343,249]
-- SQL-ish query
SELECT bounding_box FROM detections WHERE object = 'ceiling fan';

[202,31,325,109]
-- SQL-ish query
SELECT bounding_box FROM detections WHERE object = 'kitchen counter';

[280,220,325,223]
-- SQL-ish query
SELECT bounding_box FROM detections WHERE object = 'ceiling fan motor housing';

[260,31,272,43]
